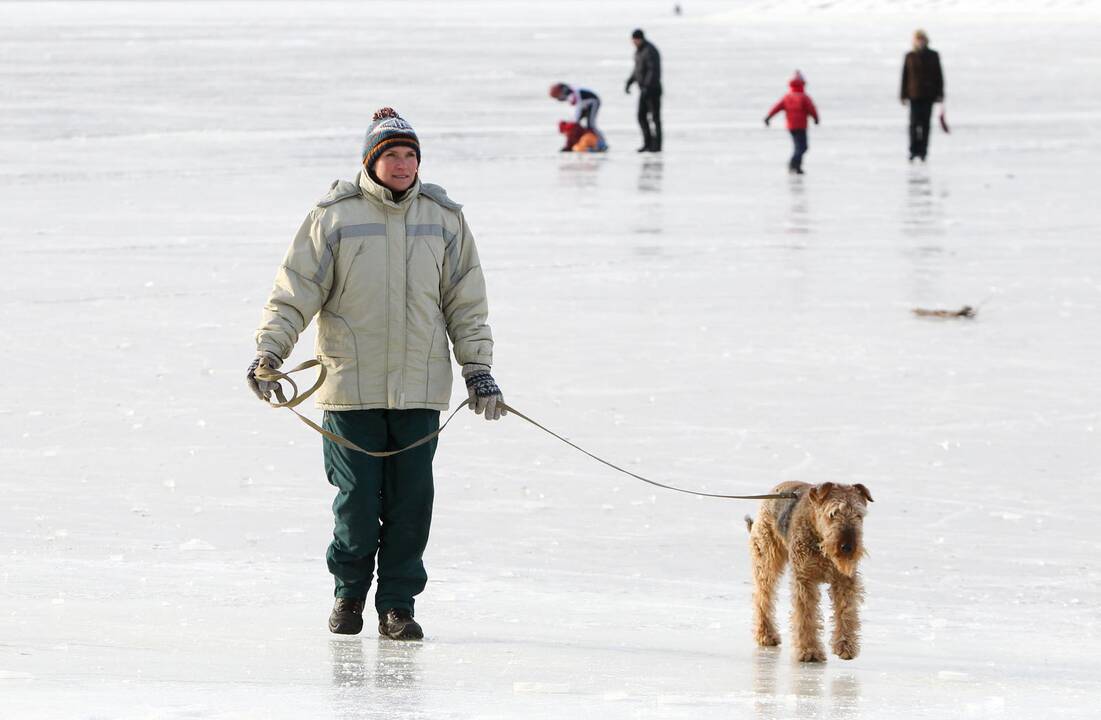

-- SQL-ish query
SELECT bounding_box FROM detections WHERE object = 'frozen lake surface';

[2,1,1100,718]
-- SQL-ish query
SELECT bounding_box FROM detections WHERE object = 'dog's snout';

[838,526,858,556]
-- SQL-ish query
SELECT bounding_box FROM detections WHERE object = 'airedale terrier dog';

[745,481,873,662]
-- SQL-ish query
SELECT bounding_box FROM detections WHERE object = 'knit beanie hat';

[361,107,420,172]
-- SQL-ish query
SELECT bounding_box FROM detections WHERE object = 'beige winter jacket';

[255,172,493,411]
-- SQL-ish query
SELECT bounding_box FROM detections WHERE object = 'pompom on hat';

[361,107,420,173]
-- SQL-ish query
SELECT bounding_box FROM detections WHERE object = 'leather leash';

[256,360,796,501]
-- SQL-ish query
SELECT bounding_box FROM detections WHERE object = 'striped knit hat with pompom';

[361,107,420,172]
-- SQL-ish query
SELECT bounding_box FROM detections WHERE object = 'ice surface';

[2,1,1100,718]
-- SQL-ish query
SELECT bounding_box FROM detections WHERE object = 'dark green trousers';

[322,409,439,614]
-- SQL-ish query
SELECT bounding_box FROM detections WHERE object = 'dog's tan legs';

[790,570,826,662]
[828,573,863,660]
[750,526,786,647]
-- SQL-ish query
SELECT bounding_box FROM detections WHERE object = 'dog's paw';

[755,629,781,647]
[832,639,859,660]
[796,646,827,663]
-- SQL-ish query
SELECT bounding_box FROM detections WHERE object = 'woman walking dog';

[247,108,505,640]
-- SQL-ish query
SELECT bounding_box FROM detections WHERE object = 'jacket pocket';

[428,314,449,360]
[425,316,452,404]
[316,353,361,407]
[317,311,355,358]
[329,245,364,315]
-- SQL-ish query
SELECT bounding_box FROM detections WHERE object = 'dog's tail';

[744,514,754,532]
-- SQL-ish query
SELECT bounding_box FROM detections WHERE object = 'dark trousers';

[789,129,808,171]
[322,409,439,614]
[909,99,934,159]
[637,88,662,151]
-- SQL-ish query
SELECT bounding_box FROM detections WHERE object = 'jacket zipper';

[399,203,408,407]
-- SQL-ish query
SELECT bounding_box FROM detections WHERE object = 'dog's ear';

[854,483,874,503]
[809,482,835,503]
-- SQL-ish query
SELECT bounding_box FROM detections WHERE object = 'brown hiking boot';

[378,608,423,641]
[329,597,365,635]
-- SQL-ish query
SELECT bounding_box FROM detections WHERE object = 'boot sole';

[378,624,423,641]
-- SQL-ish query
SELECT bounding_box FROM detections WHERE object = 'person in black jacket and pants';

[625,29,662,152]
[900,29,945,162]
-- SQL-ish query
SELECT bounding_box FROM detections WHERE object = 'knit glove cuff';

[252,350,282,369]
[462,364,499,397]
[462,363,506,420]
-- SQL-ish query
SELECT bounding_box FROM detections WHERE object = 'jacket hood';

[358,170,421,208]
[789,78,805,91]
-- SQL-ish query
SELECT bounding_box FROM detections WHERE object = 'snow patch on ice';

[0,671,34,681]
[178,539,216,551]
[513,682,572,694]
[937,671,970,682]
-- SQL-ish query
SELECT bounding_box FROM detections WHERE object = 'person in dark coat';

[625,28,662,152]
[900,29,944,162]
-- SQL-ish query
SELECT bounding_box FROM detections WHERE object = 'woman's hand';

[246,351,283,401]
[462,364,506,421]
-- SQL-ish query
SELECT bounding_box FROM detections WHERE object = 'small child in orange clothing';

[558,121,608,153]
[764,71,820,174]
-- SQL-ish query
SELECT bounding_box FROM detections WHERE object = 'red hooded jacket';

[767,77,819,130]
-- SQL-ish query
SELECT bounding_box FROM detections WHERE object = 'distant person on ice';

[247,107,505,641]
[549,83,606,152]
[764,71,819,175]
[550,83,600,130]
[625,28,662,152]
[900,29,944,162]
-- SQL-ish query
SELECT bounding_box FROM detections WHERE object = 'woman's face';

[373,147,419,192]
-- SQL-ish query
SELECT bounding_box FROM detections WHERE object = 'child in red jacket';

[765,71,819,174]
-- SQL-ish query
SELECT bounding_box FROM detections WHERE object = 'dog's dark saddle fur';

[773,493,800,537]
[745,490,802,539]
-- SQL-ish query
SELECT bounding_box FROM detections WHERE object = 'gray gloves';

[248,354,504,418]
[462,363,506,421]
[246,350,283,401]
